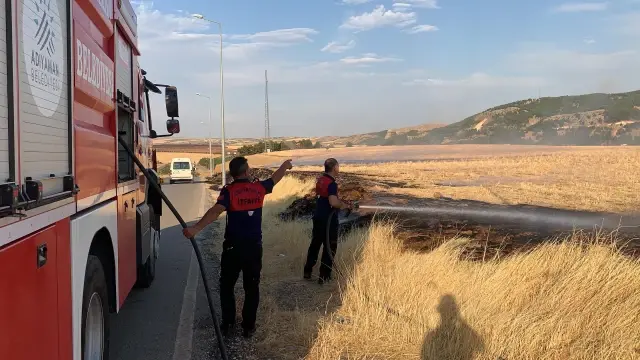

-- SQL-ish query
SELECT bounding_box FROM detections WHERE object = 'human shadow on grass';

[421,294,485,360]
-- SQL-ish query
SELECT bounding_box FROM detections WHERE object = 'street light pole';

[196,93,213,177]
[193,14,226,186]
[209,104,212,176]
[218,22,226,187]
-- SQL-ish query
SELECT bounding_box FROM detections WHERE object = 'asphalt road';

[110,179,225,360]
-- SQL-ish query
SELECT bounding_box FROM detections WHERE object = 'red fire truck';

[0,0,180,358]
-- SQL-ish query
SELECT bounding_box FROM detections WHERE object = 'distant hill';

[158,89,640,148]
[411,90,640,146]
[155,124,446,149]
[314,123,446,147]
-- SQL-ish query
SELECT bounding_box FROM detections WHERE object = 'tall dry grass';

[307,224,640,360]
[214,175,640,359]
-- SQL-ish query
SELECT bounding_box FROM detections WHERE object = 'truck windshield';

[172,162,191,170]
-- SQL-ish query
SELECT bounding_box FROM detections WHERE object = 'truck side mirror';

[165,86,179,118]
[167,119,180,134]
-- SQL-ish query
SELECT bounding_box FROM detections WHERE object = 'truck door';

[115,28,137,305]
[0,0,73,358]
[18,0,73,199]
[116,31,135,184]
[135,64,147,205]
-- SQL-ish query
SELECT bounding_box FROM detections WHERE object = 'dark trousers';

[219,241,263,330]
[304,214,339,280]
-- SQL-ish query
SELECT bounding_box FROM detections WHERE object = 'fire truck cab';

[0,0,180,359]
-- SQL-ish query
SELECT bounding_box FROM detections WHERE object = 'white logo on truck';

[23,0,64,117]
[117,36,130,65]
[96,0,110,19]
[76,39,114,98]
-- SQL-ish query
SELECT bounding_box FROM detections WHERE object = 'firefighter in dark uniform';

[183,156,293,338]
[303,158,352,284]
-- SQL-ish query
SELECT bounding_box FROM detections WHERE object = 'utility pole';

[264,70,270,153]
[192,14,226,186]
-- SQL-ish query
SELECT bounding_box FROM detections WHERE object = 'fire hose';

[323,201,359,267]
[118,136,230,360]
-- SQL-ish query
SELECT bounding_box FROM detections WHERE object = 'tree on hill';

[237,140,290,156]
[295,139,314,149]
[273,141,290,151]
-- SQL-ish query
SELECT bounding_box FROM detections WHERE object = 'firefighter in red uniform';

[183,156,292,338]
[303,158,352,284]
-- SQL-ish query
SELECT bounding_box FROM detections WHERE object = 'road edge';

[171,183,208,360]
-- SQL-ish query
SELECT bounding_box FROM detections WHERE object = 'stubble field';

[195,145,640,359]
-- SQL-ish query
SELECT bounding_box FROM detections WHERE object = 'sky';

[135,0,640,139]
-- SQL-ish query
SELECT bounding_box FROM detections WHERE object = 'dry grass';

[307,225,640,360]
[295,147,640,213]
[210,173,640,360]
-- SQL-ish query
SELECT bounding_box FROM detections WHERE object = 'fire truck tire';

[81,255,111,360]
[137,207,158,288]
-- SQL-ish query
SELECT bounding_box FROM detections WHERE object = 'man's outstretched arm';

[270,159,293,186]
[182,203,226,238]
[329,195,351,210]
[183,186,229,239]
[328,182,351,210]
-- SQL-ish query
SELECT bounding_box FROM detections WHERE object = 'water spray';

[319,200,637,273]
[356,204,632,231]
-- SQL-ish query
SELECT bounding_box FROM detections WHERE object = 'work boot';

[318,276,332,285]
[220,321,235,336]
[303,271,312,280]
[242,326,256,339]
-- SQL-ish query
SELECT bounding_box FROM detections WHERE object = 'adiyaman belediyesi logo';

[24,0,64,117]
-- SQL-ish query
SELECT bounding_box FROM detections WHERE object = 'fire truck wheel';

[81,255,111,360]
[137,207,158,288]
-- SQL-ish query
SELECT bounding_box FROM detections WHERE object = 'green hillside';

[410,90,640,145]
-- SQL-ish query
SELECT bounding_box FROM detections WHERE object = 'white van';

[169,158,194,184]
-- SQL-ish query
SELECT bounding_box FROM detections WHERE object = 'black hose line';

[322,205,359,280]
[118,136,230,360]
[324,208,340,264]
